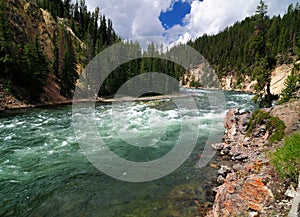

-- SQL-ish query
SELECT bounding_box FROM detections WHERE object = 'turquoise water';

[0,90,256,217]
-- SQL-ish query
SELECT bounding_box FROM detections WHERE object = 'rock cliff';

[7,0,55,61]
[0,0,85,110]
[181,64,294,95]
[207,100,300,217]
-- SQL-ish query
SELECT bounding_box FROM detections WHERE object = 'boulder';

[212,175,274,217]
[285,185,296,198]
[218,165,232,177]
[211,143,225,150]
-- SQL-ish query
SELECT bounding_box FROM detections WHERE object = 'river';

[0,89,257,217]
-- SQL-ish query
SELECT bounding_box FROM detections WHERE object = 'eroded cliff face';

[6,0,53,61]
[270,64,294,95]
[0,0,85,109]
[181,64,294,95]
[180,63,221,88]
[6,0,84,66]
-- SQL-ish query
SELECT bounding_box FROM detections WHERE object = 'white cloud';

[167,0,299,44]
[86,0,171,39]
[85,0,299,44]
[165,0,257,43]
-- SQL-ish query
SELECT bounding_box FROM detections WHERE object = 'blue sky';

[86,0,299,44]
[159,1,193,30]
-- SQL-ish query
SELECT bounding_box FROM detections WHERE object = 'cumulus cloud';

[85,0,299,43]
[87,0,171,39]
[165,0,257,43]
[168,0,299,43]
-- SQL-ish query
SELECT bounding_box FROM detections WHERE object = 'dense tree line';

[100,42,187,96]
[188,1,300,107]
[189,2,300,77]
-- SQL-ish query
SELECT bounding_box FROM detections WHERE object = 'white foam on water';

[4,135,12,141]
[54,141,68,149]
[43,118,55,124]
[15,121,25,125]
[6,124,16,129]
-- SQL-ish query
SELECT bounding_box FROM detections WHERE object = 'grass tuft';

[271,132,300,184]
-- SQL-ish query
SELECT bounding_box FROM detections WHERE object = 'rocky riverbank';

[206,100,300,217]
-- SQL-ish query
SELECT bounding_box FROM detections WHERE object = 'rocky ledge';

[206,100,300,217]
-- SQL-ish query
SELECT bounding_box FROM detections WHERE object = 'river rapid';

[0,89,257,216]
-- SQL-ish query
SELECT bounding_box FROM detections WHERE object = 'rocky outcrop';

[7,0,50,59]
[270,100,300,134]
[180,63,221,89]
[221,74,257,93]
[270,64,293,96]
[213,174,274,216]
[182,64,293,95]
[207,101,300,217]
[6,0,85,65]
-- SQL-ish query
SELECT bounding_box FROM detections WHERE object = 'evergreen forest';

[0,0,299,105]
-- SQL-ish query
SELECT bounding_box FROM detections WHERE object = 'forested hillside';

[1,0,299,107]
[188,1,300,106]
[0,0,119,102]
[0,0,197,102]
[189,3,300,77]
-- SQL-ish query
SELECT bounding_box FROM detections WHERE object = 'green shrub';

[279,67,299,104]
[190,80,202,88]
[271,132,300,184]
[267,117,286,142]
[247,109,286,142]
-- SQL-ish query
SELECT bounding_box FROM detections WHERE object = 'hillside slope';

[0,0,119,110]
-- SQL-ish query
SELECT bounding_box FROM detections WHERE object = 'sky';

[86,0,299,44]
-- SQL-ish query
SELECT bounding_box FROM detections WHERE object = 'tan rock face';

[183,63,293,95]
[221,74,257,93]
[5,0,84,65]
[270,64,293,96]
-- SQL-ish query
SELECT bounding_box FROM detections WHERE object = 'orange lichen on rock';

[212,175,274,217]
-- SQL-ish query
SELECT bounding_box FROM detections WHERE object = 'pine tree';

[56,27,78,98]
[0,0,14,78]
[250,0,275,108]
[279,67,299,104]
[21,36,49,100]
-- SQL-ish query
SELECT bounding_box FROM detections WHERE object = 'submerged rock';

[210,163,220,169]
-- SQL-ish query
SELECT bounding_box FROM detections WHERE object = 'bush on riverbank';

[271,132,300,184]
[247,109,286,142]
